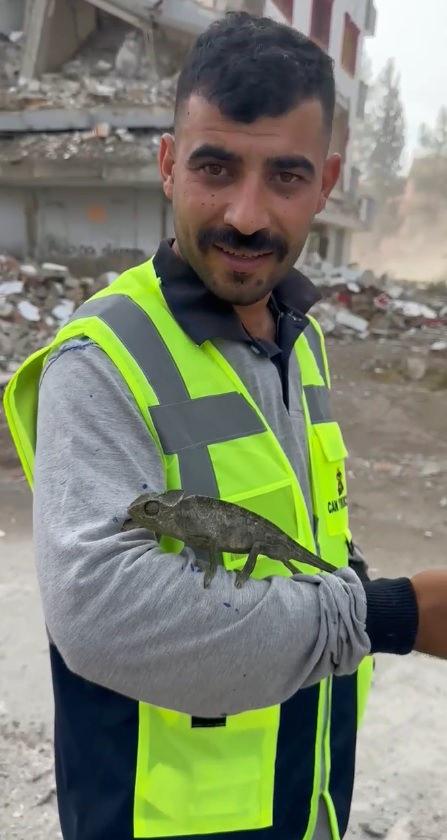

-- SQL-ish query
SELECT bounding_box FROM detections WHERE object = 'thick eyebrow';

[267,155,315,177]
[187,145,315,177]
[188,144,241,164]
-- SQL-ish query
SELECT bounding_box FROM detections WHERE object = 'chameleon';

[122,490,336,588]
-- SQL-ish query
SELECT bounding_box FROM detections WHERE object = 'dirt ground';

[0,335,446,840]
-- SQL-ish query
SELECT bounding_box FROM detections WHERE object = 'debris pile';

[5,62,179,111]
[1,128,162,165]
[0,255,117,387]
[0,18,181,112]
[0,31,22,90]
[0,16,176,165]
[303,254,447,340]
[1,249,446,390]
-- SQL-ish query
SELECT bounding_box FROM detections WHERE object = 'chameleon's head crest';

[122,490,185,531]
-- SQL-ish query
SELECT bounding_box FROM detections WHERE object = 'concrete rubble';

[0,5,445,389]
[0,128,162,165]
[0,14,181,113]
[0,12,177,168]
[0,254,113,386]
[1,249,446,389]
[0,30,23,89]
[303,252,447,341]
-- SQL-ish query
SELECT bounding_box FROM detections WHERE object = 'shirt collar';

[152,238,321,346]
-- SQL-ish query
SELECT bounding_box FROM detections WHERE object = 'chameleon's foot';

[235,542,262,588]
[235,570,248,588]
[202,547,221,588]
[191,555,215,588]
[283,559,298,575]
[203,565,216,588]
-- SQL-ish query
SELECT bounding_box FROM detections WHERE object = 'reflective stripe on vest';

[72,295,266,497]
[304,385,332,424]
[303,321,329,387]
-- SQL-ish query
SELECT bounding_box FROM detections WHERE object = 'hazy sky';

[366,0,447,164]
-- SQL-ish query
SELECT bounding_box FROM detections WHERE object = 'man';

[4,12,447,840]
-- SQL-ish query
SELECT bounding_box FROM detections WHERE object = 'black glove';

[347,540,370,583]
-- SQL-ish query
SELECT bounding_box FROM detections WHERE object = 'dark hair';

[175,11,335,132]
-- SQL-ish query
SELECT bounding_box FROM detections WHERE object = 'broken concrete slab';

[335,308,370,335]
[0,105,173,133]
[86,0,163,29]
[114,29,144,77]
[52,299,75,323]
[0,280,24,295]
[87,0,219,36]
[21,0,96,80]
[0,0,25,36]
[40,262,69,279]
[17,300,40,322]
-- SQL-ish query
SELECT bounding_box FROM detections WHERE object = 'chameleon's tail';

[290,545,337,575]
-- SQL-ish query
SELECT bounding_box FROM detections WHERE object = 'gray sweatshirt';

[33,337,371,718]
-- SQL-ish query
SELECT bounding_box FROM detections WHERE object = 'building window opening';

[308,226,329,261]
[329,103,349,189]
[341,13,360,76]
[310,0,334,50]
[272,0,294,23]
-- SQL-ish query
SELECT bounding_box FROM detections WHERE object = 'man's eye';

[277,172,300,184]
[202,163,225,176]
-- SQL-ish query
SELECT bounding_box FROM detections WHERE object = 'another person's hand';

[412,570,447,659]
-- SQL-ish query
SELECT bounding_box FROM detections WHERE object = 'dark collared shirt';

[153,239,321,409]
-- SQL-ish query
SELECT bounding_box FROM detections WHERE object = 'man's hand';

[411,570,447,659]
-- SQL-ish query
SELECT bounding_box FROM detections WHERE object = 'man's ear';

[158,133,175,201]
[316,153,341,214]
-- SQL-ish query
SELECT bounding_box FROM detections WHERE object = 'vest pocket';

[134,703,280,837]
[310,422,349,537]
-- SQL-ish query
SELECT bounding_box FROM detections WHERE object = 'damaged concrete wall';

[22,0,97,79]
[0,186,166,273]
[0,190,28,255]
[0,0,26,35]
[37,186,164,268]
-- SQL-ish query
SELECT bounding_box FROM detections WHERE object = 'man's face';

[159,94,340,305]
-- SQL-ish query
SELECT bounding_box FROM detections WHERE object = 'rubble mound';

[1,251,446,390]
[0,255,115,387]
[303,253,447,340]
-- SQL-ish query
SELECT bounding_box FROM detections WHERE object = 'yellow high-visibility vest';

[4,257,373,840]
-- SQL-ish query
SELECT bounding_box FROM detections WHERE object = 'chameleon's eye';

[144,500,160,516]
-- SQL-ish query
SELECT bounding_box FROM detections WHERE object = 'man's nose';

[223,178,270,235]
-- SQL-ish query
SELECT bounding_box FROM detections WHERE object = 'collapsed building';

[0,0,375,274]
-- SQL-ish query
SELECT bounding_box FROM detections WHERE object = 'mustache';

[197,227,288,262]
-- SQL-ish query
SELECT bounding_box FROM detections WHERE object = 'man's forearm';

[34,339,438,719]
[34,340,372,717]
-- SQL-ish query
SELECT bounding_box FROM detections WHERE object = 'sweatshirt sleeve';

[33,339,372,718]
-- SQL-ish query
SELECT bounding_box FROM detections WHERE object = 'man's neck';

[233,298,276,342]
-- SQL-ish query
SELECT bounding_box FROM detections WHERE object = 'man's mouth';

[213,243,273,272]
[215,244,273,258]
